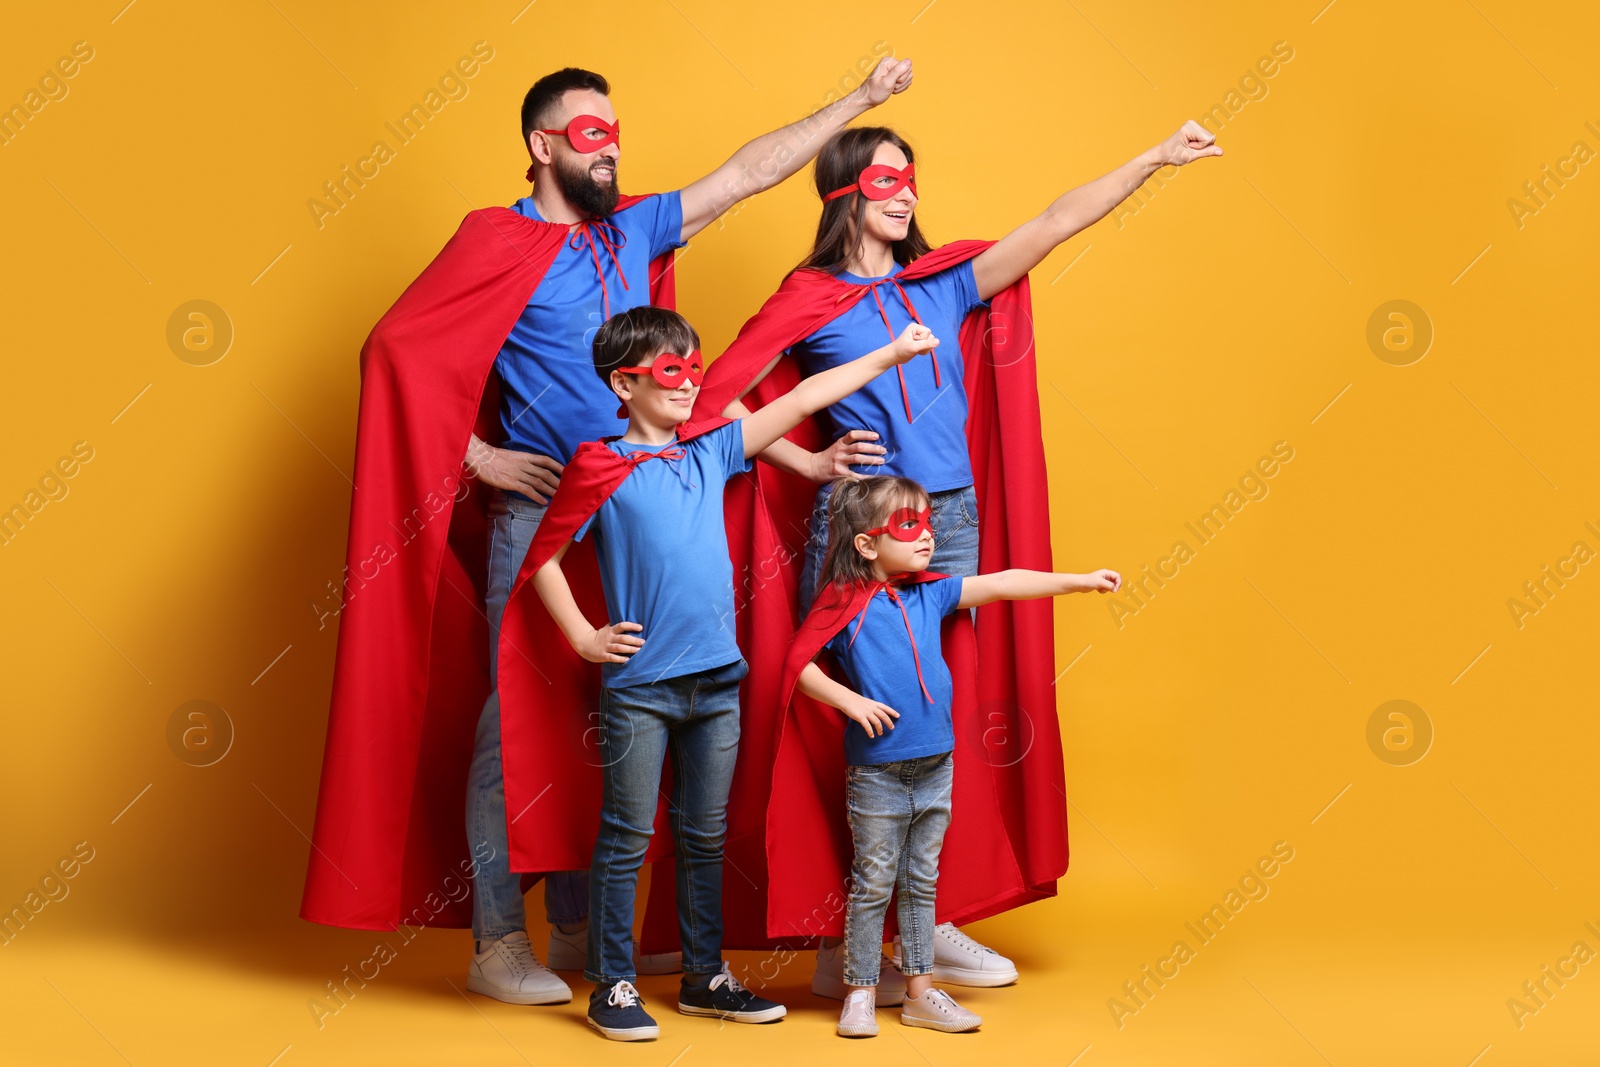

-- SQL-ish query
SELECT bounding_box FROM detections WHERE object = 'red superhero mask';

[616,350,705,390]
[823,163,917,203]
[540,115,620,154]
[865,506,934,542]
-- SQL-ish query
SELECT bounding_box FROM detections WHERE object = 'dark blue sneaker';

[678,963,787,1023]
[587,979,659,1041]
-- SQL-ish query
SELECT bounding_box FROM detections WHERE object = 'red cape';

[639,243,1066,947]
[495,418,733,877]
[300,196,676,931]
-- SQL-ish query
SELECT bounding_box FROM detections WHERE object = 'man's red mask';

[865,506,934,542]
[616,350,705,391]
[540,115,620,154]
[824,163,917,203]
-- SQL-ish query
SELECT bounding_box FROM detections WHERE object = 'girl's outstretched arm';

[797,662,901,738]
[971,120,1223,301]
[957,568,1122,609]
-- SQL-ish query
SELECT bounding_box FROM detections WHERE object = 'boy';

[529,304,938,1040]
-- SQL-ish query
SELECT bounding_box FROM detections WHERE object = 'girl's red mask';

[824,163,917,203]
[865,506,934,542]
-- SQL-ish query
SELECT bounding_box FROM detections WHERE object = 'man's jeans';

[842,751,955,986]
[585,658,747,984]
[465,490,588,942]
[798,483,981,616]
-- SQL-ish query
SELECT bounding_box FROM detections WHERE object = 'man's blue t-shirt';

[824,576,964,765]
[494,193,686,469]
[788,261,986,494]
[574,421,751,689]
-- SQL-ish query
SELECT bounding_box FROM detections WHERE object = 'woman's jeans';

[842,751,955,986]
[798,483,981,617]
[465,490,588,942]
[586,658,748,984]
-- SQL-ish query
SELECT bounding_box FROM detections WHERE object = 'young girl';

[792,476,1121,1036]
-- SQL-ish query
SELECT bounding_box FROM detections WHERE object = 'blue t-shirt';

[824,576,964,765]
[788,261,986,493]
[574,421,752,688]
[493,192,686,468]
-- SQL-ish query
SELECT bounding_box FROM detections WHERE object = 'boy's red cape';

[634,241,1067,947]
[299,195,680,931]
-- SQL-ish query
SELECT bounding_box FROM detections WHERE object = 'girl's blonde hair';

[816,475,933,590]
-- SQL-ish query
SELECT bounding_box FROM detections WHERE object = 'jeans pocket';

[956,488,981,530]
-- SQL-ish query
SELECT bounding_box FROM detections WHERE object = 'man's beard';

[554,153,619,218]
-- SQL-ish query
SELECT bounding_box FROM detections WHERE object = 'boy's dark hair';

[816,475,934,589]
[591,306,701,385]
[521,68,610,145]
[799,126,932,275]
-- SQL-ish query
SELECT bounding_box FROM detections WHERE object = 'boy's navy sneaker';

[587,979,660,1041]
[677,963,787,1023]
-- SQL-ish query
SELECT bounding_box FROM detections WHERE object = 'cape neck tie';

[569,217,631,320]
[848,575,935,705]
[855,275,942,424]
[622,443,694,489]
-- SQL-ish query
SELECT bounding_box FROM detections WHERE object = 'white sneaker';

[812,942,907,1005]
[466,931,572,1004]
[837,988,879,1038]
[894,924,1018,987]
[900,987,982,1032]
[545,922,683,974]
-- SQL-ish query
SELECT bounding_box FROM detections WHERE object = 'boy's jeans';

[465,490,588,941]
[585,658,748,984]
[842,751,955,987]
[798,483,981,616]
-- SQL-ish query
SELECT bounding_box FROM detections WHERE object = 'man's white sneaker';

[812,942,907,1006]
[466,931,572,1004]
[894,924,1018,987]
[837,988,879,1038]
[544,922,682,974]
[900,987,982,1033]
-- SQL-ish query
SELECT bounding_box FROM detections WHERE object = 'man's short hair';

[592,306,700,385]
[521,68,610,144]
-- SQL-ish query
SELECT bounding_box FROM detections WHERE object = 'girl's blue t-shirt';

[574,421,751,689]
[493,193,686,467]
[824,577,965,765]
[788,261,986,493]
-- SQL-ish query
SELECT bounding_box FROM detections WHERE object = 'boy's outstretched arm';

[678,57,913,241]
[531,541,645,664]
[957,568,1123,609]
[740,323,938,458]
[797,662,900,739]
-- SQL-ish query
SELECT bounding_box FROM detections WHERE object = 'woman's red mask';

[865,506,934,542]
[824,163,917,203]
[616,350,705,391]
[540,115,620,154]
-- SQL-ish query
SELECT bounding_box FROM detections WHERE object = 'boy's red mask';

[823,163,917,203]
[616,350,705,391]
[865,506,934,542]
[540,115,620,154]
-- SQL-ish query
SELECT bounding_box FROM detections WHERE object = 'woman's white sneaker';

[545,922,683,974]
[812,942,907,1005]
[837,989,879,1037]
[894,924,1018,987]
[466,931,572,1004]
[900,988,982,1033]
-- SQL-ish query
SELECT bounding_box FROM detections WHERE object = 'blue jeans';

[798,483,981,617]
[465,490,588,941]
[843,751,955,986]
[586,658,748,984]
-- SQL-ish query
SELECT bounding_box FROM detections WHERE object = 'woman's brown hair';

[816,475,933,590]
[798,127,932,276]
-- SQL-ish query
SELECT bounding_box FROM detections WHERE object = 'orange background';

[2,1,1597,1064]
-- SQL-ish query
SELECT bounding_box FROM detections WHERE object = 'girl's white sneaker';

[837,989,879,1037]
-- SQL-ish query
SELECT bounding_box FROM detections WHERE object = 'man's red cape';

[636,241,1067,947]
[300,196,676,931]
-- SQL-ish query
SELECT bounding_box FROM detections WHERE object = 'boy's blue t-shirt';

[493,192,686,468]
[574,421,751,689]
[788,261,986,494]
[825,576,965,765]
